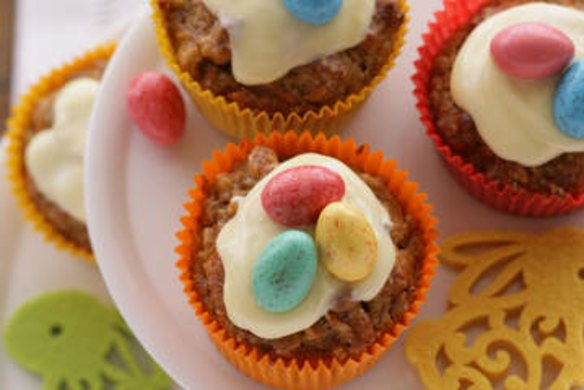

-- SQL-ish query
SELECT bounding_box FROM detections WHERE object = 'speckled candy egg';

[261,165,345,226]
[315,202,377,282]
[554,59,584,139]
[126,72,186,146]
[252,230,318,313]
[283,0,343,25]
[491,22,575,80]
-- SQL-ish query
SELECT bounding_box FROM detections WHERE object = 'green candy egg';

[252,230,317,313]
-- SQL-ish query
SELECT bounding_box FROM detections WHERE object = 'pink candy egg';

[261,165,345,226]
[491,22,575,80]
[126,72,186,146]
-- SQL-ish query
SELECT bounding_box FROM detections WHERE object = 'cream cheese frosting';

[216,153,395,339]
[201,0,375,85]
[451,3,584,167]
[25,78,99,223]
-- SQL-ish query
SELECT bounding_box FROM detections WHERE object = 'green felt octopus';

[3,290,172,390]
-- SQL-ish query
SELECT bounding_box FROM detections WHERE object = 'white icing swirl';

[25,78,99,223]
[216,154,396,339]
[201,0,375,85]
[451,3,584,167]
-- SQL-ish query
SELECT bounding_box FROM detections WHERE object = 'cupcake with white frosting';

[176,131,438,389]
[152,0,408,138]
[415,0,584,216]
[5,44,115,261]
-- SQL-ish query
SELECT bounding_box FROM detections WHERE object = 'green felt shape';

[3,290,172,390]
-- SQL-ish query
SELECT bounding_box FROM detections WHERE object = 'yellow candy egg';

[315,202,377,282]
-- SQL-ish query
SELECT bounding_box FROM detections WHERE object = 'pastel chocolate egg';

[283,0,343,25]
[554,59,584,139]
[490,22,575,80]
[262,165,345,226]
[315,202,377,282]
[126,71,186,146]
[252,230,317,313]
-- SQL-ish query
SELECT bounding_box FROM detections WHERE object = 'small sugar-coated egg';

[262,165,345,226]
[252,230,318,313]
[126,72,186,146]
[316,202,377,282]
[491,22,574,80]
[283,0,343,25]
[554,59,584,139]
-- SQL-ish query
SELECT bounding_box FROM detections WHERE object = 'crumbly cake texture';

[6,44,115,261]
[429,0,584,196]
[177,132,438,389]
[23,59,108,254]
[158,0,405,116]
[192,147,425,361]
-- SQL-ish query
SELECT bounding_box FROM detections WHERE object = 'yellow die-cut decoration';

[406,228,584,390]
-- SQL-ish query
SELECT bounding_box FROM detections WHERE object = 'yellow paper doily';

[406,228,584,389]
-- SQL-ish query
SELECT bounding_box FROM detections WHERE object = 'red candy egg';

[126,72,186,146]
[490,22,574,80]
[261,165,345,226]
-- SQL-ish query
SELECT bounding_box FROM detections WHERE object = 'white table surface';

[11,0,143,103]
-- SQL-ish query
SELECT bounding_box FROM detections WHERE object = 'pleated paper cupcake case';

[176,131,439,390]
[413,0,584,216]
[152,0,411,139]
[4,43,116,262]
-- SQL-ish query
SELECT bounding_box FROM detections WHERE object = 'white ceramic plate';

[86,3,584,389]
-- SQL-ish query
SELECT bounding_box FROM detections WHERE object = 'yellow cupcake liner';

[151,0,409,139]
[4,43,116,263]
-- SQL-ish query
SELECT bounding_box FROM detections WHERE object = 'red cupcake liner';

[413,0,584,217]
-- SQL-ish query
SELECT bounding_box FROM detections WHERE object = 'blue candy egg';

[252,230,317,313]
[554,59,584,139]
[283,0,343,25]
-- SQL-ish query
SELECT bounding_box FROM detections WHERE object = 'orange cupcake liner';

[413,0,584,217]
[151,0,410,139]
[4,43,116,262]
[175,131,439,389]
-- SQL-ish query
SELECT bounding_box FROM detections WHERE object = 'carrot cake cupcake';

[153,0,408,137]
[5,44,115,260]
[176,132,438,389]
[416,0,584,215]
